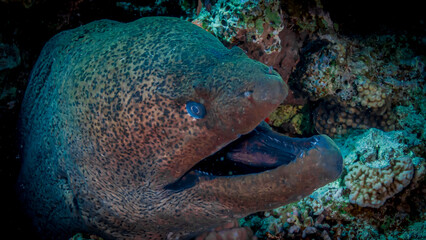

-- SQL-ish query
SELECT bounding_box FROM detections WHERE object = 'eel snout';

[250,75,287,106]
[224,122,343,181]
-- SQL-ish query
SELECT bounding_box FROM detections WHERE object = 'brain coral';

[341,128,415,208]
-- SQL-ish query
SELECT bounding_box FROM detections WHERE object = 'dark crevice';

[192,151,280,177]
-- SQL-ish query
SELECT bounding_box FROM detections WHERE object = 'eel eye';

[243,90,253,98]
[186,101,206,119]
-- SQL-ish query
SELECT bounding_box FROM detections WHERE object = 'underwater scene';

[0,0,424,239]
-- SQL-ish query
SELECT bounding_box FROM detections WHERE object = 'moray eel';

[18,17,343,239]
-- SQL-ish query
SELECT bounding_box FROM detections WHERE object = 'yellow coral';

[290,113,303,135]
[268,105,302,127]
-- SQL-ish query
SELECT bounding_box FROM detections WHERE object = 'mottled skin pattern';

[18,17,342,239]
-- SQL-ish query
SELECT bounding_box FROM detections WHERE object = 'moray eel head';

[18,17,342,239]
[158,46,290,186]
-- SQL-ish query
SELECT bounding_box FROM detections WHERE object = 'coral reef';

[355,77,389,109]
[190,0,305,107]
[345,156,414,208]
[295,34,424,104]
[240,182,356,239]
[192,0,284,54]
[340,128,423,208]
[394,104,426,156]
[240,126,425,239]
[302,34,425,137]
[314,99,396,137]
[396,220,426,240]
[339,128,413,167]
[267,104,305,135]
[294,37,347,102]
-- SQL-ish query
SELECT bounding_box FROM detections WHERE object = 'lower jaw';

[192,134,342,215]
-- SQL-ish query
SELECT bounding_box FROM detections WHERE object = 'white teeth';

[195,170,213,176]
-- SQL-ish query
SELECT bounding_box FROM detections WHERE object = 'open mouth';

[165,121,324,191]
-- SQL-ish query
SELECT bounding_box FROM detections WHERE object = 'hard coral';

[341,128,417,208]
[395,105,426,156]
[295,33,424,138]
[355,77,390,109]
[295,34,423,106]
[267,105,304,135]
[345,156,414,208]
[192,0,284,54]
[314,100,396,138]
[240,182,349,239]
[296,38,346,101]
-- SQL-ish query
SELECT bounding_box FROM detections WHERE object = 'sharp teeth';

[196,170,212,176]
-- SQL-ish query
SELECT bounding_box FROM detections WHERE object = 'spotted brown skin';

[18,17,342,239]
